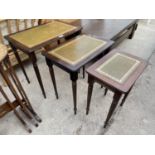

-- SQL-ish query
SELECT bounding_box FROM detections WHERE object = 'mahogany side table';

[86,49,147,128]
[5,20,82,98]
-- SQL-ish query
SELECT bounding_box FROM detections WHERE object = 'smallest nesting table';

[86,50,147,128]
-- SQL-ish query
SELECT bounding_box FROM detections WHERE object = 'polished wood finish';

[44,35,113,114]
[86,49,147,128]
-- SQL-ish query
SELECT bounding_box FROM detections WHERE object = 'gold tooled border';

[10,21,77,48]
[50,35,107,65]
[96,53,140,83]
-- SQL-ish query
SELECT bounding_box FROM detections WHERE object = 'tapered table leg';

[70,72,78,115]
[104,91,122,128]
[104,88,108,96]
[120,87,133,107]
[49,65,59,99]
[10,43,30,84]
[29,52,46,98]
[72,81,77,114]
[86,76,94,115]
[128,24,138,39]
[83,66,85,79]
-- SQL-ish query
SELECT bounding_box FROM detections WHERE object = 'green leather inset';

[96,53,140,83]
[10,21,76,48]
[49,35,106,65]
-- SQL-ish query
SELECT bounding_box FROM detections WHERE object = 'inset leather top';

[48,35,107,65]
[9,21,77,48]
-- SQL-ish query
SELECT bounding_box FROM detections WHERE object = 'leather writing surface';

[10,21,76,48]
[96,53,140,83]
[49,35,107,65]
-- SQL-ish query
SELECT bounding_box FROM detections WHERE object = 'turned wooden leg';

[128,23,138,39]
[83,66,85,79]
[120,87,133,107]
[10,44,30,84]
[49,66,59,99]
[86,76,94,115]
[70,72,78,115]
[104,91,122,128]
[72,81,77,115]
[104,88,108,96]
[29,53,46,98]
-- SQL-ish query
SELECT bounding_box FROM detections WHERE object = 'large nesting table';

[5,21,81,98]
[86,49,147,128]
[43,35,113,114]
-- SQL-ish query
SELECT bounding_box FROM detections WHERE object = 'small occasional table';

[86,50,147,128]
[5,21,81,98]
[43,35,113,114]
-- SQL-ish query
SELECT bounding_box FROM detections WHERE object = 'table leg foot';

[72,81,77,115]
[120,87,132,107]
[86,80,94,115]
[104,92,122,128]
[104,88,108,96]
[25,105,42,123]
[128,24,138,39]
